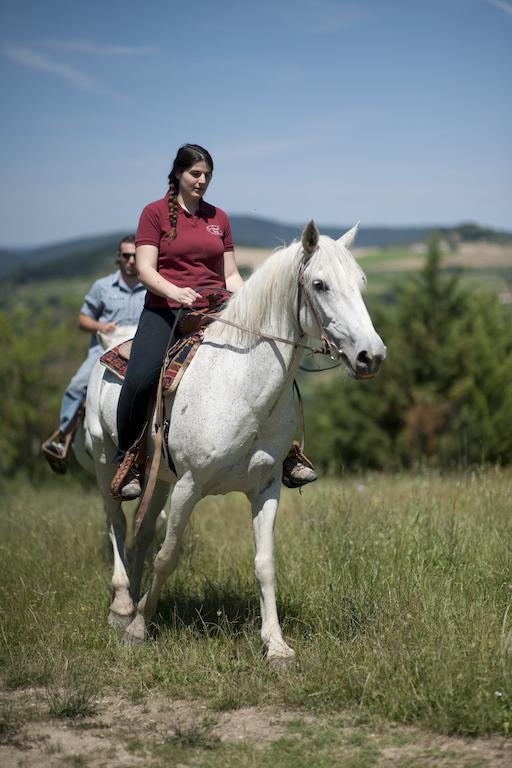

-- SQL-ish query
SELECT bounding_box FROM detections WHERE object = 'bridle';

[193,250,339,361]
[296,255,343,362]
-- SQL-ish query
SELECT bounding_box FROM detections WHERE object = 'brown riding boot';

[111,450,143,500]
[119,467,142,500]
[282,441,318,489]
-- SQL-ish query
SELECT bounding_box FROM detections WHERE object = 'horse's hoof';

[267,652,297,670]
[108,610,133,630]
[122,630,145,646]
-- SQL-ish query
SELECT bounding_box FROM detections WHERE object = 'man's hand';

[98,321,118,334]
[168,286,202,307]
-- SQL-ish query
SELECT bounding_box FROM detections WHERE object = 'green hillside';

[2,218,510,288]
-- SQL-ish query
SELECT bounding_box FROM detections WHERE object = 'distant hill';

[229,218,512,249]
[0,233,125,281]
[1,217,510,284]
[229,216,435,249]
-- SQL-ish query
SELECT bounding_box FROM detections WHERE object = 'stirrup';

[41,430,71,475]
[41,402,85,476]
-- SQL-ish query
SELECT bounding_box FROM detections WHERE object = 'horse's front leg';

[129,479,171,605]
[250,480,295,661]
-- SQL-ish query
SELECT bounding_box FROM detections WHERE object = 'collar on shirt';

[176,198,208,220]
[112,270,145,293]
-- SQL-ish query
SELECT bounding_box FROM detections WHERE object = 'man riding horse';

[41,235,146,473]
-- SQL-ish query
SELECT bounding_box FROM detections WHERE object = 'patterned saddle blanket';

[100,332,203,394]
[100,297,227,393]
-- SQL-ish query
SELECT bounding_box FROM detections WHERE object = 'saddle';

[100,297,227,393]
[107,298,227,503]
[100,333,202,393]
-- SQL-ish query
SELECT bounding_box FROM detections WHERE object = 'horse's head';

[298,221,386,379]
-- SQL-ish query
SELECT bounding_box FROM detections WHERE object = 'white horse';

[73,325,138,476]
[84,221,386,660]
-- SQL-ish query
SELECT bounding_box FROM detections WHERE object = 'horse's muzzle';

[348,343,386,379]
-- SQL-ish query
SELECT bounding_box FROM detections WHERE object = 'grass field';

[1,470,512,757]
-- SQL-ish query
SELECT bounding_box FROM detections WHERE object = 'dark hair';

[166,144,214,240]
[117,234,135,253]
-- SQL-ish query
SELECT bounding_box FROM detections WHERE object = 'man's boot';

[282,441,318,488]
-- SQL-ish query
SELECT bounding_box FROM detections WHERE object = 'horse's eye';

[312,279,328,292]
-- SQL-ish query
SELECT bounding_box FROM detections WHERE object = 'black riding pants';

[116,305,184,456]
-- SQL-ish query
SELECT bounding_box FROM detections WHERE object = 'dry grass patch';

[1,689,511,767]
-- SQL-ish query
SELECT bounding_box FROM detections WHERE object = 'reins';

[190,309,329,355]
[191,259,337,359]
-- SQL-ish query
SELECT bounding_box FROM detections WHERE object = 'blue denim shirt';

[80,271,146,349]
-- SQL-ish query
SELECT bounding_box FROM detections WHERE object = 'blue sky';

[1,0,510,246]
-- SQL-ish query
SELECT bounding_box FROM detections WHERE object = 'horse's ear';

[302,220,320,258]
[337,222,360,250]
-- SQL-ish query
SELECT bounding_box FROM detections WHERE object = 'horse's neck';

[225,337,304,419]
[217,245,301,346]
[206,250,305,402]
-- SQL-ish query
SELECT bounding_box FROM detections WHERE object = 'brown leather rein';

[191,259,338,359]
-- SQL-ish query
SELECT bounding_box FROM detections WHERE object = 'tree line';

[2,237,512,479]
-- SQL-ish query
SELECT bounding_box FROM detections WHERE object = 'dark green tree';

[305,237,512,471]
[0,307,83,478]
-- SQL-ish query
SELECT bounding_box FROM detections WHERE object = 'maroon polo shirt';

[136,194,234,309]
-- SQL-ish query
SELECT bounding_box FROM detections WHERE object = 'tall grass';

[0,471,511,735]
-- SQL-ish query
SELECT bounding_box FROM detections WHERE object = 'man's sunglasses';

[119,252,136,259]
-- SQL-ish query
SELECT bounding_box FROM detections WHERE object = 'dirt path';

[1,688,511,767]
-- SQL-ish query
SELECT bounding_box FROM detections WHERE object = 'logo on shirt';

[206,224,223,236]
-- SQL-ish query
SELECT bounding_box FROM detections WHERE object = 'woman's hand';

[168,285,202,306]
[136,246,201,305]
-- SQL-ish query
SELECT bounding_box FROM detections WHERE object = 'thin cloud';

[2,44,130,102]
[216,137,310,159]
[484,0,512,15]
[41,39,159,56]
[274,0,369,35]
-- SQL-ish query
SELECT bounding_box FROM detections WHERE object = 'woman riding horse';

[113,143,317,499]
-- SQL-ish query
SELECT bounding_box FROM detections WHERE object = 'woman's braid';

[166,174,179,241]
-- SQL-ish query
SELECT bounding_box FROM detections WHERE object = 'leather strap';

[191,305,328,354]
[192,270,336,359]
[293,380,306,452]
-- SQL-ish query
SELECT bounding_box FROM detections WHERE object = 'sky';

[0,0,510,247]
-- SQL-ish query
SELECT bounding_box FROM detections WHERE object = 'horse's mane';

[207,235,366,347]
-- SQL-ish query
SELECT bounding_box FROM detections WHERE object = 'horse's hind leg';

[123,474,198,644]
[93,440,135,628]
[250,480,295,661]
[107,499,135,628]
